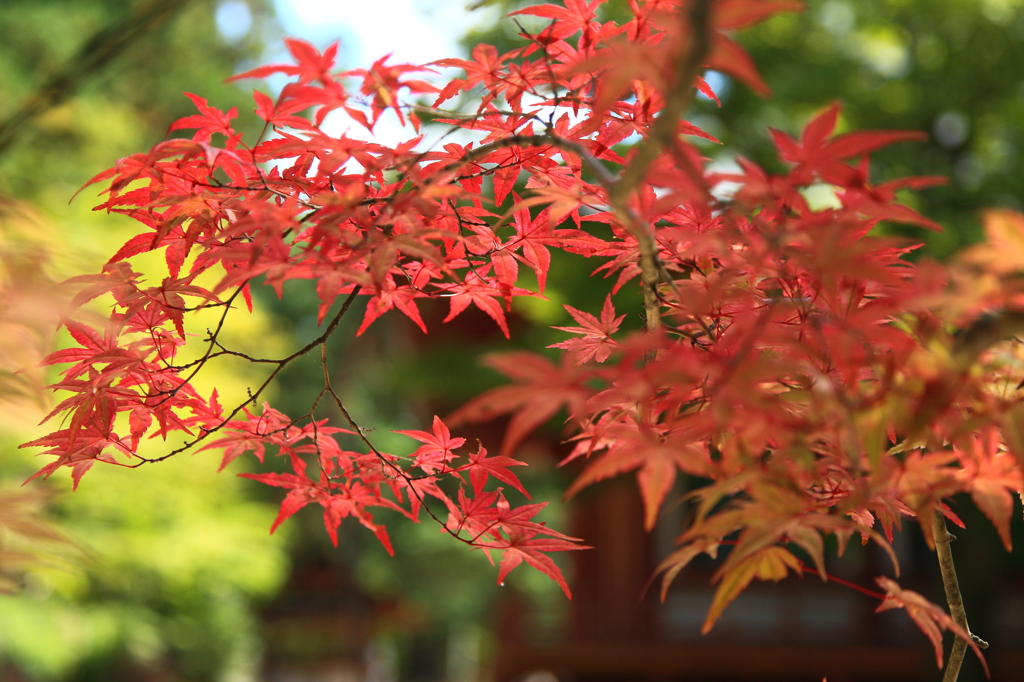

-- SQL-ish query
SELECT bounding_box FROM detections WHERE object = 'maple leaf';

[509,0,603,46]
[875,577,989,674]
[655,538,721,600]
[955,431,1023,550]
[322,483,399,554]
[397,473,447,522]
[439,272,530,338]
[349,54,438,128]
[450,352,590,457]
[21,425,130,489]
[495,198,568,293]
[565,426,708,531]
[564,32,669,116]
[168,93,241,146]
[703,546,803,634]
[357,276,429,335]
[40,319,132,379]
[549,295,624,364]
[463,445,529,497]
[229,38,340,86]
[239,472,316,533]
[491,531,588,598]
[394,415,466,475]
[706,33,770,98]
[252,89,317,130]
[446,486,503,539]
[770,102,927,186]
[491,500,580,542]
[829,159,947,231]
[697,1,805,98]
[198,418,269,471]
[432,44,510,108]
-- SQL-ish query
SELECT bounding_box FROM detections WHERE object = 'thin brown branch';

[132,286,362,465]
[606,0,713,359]
[933,510,989,682]
[322,379,481,549]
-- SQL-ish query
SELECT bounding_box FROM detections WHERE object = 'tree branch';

[933,510,989,682]
[606,0,713,358]
[132,286,363,465]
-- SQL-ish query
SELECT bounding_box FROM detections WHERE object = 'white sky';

[217,1,726,151]
[272,0,500,69]
[258,0,504,145]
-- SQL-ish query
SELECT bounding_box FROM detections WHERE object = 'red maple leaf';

[450,352,590,457]
[875,577,989,674]
[439,272,531,338]
[168,93,241,146]
[492,531,588,598]
[229,38,340,86]
[394,415,467,475]
[549,295,625,364]
[463,445,529,497]
[770,102,927,186]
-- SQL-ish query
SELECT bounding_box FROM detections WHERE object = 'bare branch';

[934,510,989,682]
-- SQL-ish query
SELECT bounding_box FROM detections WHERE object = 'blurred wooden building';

[493,477,1024,682]
[258,305,1024,682]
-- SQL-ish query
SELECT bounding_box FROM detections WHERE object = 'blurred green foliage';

[0,0,276,200]
[705,0,1024,257]
[0,2,296,680]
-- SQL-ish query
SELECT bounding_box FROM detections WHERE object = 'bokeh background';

[1,1,1022,681]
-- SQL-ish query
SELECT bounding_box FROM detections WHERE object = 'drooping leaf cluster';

[26,0,1024,665]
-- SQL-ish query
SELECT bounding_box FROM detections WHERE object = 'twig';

[131,286,362,464]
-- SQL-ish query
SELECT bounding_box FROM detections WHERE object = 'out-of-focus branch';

[951,310,1024,366]
[607,0,713,346]
[0,0,194,156]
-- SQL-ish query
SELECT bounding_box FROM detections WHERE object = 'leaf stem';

[798,565,886,600]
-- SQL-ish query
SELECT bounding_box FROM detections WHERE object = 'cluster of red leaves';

[25,0,1024,661]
